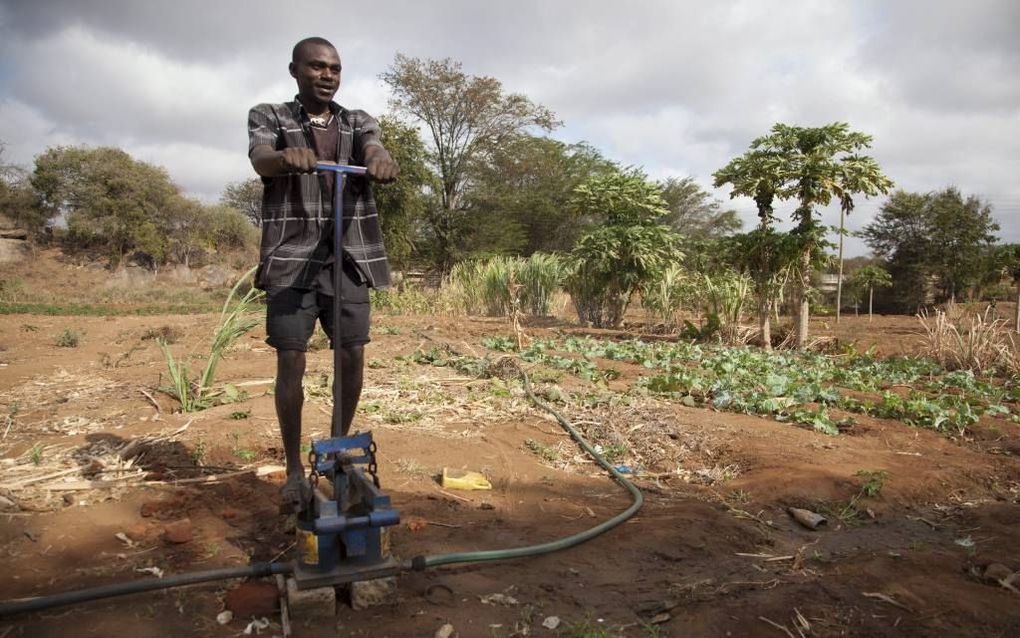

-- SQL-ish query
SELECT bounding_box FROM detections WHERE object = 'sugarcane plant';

[158,266,264,412]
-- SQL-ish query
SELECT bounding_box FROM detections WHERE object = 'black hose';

[408,361,644,570]
[0,561,293,618]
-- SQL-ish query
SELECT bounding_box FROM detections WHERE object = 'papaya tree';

[565,171,683,328]
[715,123,893,347]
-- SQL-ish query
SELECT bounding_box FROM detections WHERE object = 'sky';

[1,0,1018,256]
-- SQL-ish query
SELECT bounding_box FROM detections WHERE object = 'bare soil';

[0,259,1018,637]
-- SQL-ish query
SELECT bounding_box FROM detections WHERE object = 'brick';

[285,577,336,619]
[162,518,193,544]
[226,581,279,617]
[348,576,397,610]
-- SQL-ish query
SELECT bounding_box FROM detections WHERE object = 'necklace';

[309,113,332,128]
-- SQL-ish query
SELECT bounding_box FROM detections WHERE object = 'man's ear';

[289,62,297,79]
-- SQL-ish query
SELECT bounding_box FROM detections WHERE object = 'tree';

[849,265,892,322]
[565,171,683,328]
[465,135,616,256]
[862,188,1000,310]
[0,143,44,238]
[220,178,263,228]
[721,229,801,349]
[371,116,438,269]
[380,54,559,270]
[32,146,177,267]
[925,187,999,301]
[715,123,892,347]
[659,176,742,240]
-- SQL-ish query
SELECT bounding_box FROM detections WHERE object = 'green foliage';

[525,439,559,462]
[715,122,893,346]
[640,264,688,330]
[158,268,264,411]
[465,135,617,255]
[566,171,683,328]
[31,145,256,268]
[863,188,1000,308]
[0,144,43,237]
[219,178,262,228]
[515,335,1007,438]
[32,146,176,266]
[374,116,438,268]
[659,175,742,240]
[381,54,558,271]
[443,254,566,317]
[856,469,888,497]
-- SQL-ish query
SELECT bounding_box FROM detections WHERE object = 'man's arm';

[356,112,399,183]
[364,144,399,183]
[251,145,318,177]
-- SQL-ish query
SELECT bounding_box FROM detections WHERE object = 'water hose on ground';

[0,358,643,616]
[407,359,644,571]
[0,562,292,618]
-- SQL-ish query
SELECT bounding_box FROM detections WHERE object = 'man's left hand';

[364,146,399,183]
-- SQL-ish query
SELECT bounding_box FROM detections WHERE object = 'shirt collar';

[291,96,343,121]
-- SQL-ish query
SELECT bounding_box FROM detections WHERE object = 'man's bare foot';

[279,471,312,514]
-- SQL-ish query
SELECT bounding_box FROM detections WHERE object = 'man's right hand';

[251,144,317,177]
[278,148,319,174]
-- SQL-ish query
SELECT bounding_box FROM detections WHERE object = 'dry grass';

[917,304,1019,374]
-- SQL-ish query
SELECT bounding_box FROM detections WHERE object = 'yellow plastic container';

[441,468,492,491]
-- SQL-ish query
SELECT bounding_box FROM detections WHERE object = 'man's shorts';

[265,261,370,351]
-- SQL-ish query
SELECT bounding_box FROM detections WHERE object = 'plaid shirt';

[247,98,391,290]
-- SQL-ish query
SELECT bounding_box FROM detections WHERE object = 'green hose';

[410,361,643,571]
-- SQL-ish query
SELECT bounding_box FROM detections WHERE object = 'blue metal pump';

[291,162,401,589]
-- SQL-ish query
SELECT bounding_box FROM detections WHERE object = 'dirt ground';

[0,262,1018,637]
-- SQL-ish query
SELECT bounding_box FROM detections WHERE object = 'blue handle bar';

[316,162,367,175]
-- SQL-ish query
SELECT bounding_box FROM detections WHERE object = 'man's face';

[290,43,341,106]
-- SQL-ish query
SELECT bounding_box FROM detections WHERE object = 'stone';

[348,576,397,610]
[226,581,279,617]
[162,518,193,544]
[984,563,1014,584]
[125,523,154,542]
[285,577,335,619]
[435,623,456,638]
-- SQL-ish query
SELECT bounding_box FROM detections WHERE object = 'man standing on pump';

[247,37,399,510]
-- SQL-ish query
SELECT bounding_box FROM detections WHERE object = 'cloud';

[1,0,1017,250]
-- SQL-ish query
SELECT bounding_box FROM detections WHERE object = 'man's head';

[289,37,341,111]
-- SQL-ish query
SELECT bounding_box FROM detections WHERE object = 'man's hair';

[292,37,336,63]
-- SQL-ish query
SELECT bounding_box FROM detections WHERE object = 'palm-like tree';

[716,123,893,347]
[850,265,893,322]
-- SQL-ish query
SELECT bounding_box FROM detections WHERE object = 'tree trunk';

[868,286,874,323]
[835,207,845,324]
[795,246,811,348]
[758,297,772,351]
[1015,284,1019,332]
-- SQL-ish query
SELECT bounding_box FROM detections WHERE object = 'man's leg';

[265,287,318,510]
[276,349,307,476]
[339,344,364,435]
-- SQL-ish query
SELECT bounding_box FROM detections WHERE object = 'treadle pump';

[291,162,401,589]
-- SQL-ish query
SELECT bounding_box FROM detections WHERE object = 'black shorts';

[265,262,370,351]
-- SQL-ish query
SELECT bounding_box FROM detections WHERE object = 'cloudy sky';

[1,0,1017,255]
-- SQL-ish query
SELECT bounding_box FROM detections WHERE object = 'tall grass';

[917,304,1019,375]
[158,267,264,411]
[641,264,688,331]
[444,253,566,318]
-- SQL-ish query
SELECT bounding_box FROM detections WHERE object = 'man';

[248,37,399,510]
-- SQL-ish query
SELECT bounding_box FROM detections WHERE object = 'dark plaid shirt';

[247,98,391,290]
